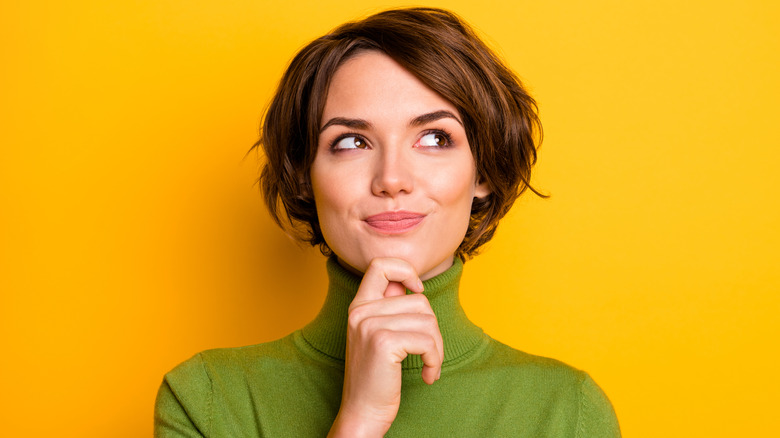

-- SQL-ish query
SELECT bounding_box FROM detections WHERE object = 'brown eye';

[333,136,368,150]
[418,132,450,148]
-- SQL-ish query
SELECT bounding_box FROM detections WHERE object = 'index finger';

[352,258,424,305]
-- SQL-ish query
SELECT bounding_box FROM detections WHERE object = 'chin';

[417,255,456,280]
[346,247,455,281]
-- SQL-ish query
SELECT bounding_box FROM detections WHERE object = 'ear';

[297,171,312,198]
[474,177,491,199]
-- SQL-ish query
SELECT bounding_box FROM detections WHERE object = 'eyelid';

[326,128,457,150]
[415,129,455,148]
[328,133,370,151]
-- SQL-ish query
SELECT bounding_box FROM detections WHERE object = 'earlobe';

[474,179,491,199]
[298,172,312,196]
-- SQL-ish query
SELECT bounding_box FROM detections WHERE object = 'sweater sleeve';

[575,374,621,438]
[154,353,212,438]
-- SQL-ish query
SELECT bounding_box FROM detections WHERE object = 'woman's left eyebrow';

[409,110,463,127]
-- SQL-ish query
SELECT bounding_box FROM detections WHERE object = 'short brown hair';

[256,7,545,259]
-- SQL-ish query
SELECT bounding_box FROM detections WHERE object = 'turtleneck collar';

[301,257,485,371]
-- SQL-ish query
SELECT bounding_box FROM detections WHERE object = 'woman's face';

[311,51,489,280]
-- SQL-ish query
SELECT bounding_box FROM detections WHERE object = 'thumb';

[384,281,407,298]
[353,258,423,304]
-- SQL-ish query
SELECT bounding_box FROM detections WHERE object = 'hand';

[328,258,444,437]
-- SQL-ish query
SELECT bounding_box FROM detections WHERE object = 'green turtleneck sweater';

[155,258,620,437]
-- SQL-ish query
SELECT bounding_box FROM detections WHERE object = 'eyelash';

[328,133,368,151]
[327,129,456,152]
[419,129,455,149]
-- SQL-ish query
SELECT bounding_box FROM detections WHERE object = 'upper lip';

[364,210,426,223]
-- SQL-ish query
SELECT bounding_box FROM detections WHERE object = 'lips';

[364,211,426,234]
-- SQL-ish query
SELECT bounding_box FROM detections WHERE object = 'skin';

[311,51,489,437]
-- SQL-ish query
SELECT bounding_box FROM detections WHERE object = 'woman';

[155,7,620,437]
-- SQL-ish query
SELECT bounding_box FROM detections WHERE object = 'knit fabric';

[155,258,620,437]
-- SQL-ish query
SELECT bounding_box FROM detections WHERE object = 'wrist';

[328,408,392,438]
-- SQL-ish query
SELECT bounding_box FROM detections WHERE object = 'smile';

[364,211,426,234]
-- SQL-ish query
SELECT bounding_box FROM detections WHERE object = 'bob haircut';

[257,7,544,259]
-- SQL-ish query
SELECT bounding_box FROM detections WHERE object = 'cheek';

[310,165,359,247]
[429,163,478,206]
[311,179,341,222]
[310,167,334,223]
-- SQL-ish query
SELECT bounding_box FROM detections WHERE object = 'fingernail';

[437,369,441,380]
[418,279,424,291]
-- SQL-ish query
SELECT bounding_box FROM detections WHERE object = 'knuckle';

[422,314,438,329]
[347,306,368,330]
[371,329,396,350]
[366,258,387,273]
[409,293,431,308]
[350,315,373,338]
[357,317,376,338]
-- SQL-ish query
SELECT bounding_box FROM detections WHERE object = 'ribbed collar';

[301,257,485,371]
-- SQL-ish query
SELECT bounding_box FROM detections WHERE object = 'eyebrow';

[409,110,463,128]
[319,110,463,134]
[319,117,372,133]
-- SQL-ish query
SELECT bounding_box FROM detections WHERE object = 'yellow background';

[2,0,778,436]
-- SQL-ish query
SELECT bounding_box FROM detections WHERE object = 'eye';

[332,136,368,150]
[417,132,451,148]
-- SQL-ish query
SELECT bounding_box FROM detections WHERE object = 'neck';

[301,257,485,371]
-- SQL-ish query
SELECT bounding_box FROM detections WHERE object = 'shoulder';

[575,373,621,437]
[154,335,301,437]
[155,351,214,436]
[480,337,621,437]
[163,333,301,386]
[154,334,301,436]
[480,337,588,387]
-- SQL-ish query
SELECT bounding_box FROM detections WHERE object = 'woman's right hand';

[327,257,444,438]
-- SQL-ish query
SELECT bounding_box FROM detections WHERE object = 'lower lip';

[364,216,425,234]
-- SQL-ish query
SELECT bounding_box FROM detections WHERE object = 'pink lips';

[364,211,426,234]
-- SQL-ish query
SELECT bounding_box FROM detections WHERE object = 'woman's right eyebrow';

[319,117,372,133]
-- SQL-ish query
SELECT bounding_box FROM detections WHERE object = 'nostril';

[372,175,412,196]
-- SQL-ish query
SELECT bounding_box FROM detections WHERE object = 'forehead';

[320,50,460,127]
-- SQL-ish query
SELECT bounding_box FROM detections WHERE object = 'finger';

[354,315,443,385]
[354,313,440,343]
[407,333,443,386]
[350,294,443,366]
[349,294,436,321]
[384,281,406,298]
[353,258,423,304]
[380,330,442,385]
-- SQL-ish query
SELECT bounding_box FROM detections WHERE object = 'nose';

[371,147,413,197]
